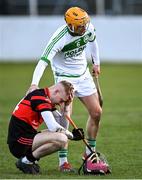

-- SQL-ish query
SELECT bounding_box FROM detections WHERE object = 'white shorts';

[54,68,97,97]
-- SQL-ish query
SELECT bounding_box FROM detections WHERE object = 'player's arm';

[88,23,100,77]
[41,111,73,139]
[30,90,72,137]
[30,90,83,140]
[27,60,48,94]
[89,39,100,77]
[27,27,65,94]
[42,111,84,140]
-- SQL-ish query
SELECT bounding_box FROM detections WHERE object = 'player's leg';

[79,95,111,175]
[75,69,102,155]
[54,76,76,172]
[16,130,68,174]
[8,117,41,174]
[32,130,68,158]
[54,103,75,172]
[80,93,102,138]
[79,93,102,155]
[59,103,76,172]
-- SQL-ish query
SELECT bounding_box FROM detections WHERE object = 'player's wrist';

[56,128,73,139]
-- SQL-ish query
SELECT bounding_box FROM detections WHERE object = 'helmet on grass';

[64,7,90,36]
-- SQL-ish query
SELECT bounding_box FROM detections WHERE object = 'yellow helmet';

[64,7,90,35]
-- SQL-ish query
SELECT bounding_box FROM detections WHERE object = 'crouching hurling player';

[7,81,84,174]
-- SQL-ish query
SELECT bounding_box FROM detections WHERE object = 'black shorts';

[7,116,38,159]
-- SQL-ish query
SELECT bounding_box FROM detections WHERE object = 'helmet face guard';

[65,7,90,36]
[68,21,90,36]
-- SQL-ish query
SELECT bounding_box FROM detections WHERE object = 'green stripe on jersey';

[62,33,91,52]
[43,26,68,58]
[55,65,88,78]
[41,57,50,63]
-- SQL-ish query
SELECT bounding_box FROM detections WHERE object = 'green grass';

[0,62,142,179]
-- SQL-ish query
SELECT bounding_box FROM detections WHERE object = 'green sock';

[58,149,68,166]
[86,139,96,155]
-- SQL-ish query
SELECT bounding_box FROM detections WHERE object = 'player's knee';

[90,106,102,121]
[97,106,102,117]
[58,133,68,148]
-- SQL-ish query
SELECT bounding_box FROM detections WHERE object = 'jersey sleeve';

[40,25,68,63]
[31,60,48,86]
[30,89,54,112]
[89,39,100,65]
[88,22,96,42]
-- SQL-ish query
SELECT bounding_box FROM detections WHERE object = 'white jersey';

[40,23,100,77]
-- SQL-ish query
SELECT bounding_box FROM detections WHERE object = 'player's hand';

[65,94,73,106]
[92,64,100,77]
[56,128,73,139]
[72,128,84,141]
[65,87,74,106]
[26,84,39,95]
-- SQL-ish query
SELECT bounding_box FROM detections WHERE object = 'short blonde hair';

[60,80,74,96]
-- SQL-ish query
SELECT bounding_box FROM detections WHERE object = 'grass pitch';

[0,62,142,179]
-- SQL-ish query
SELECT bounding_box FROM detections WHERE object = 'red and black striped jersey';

[12,88,56,130]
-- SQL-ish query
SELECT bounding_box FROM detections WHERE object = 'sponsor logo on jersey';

[83,34,90,43]
[62,33,91,58]
[64,45,86,58]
